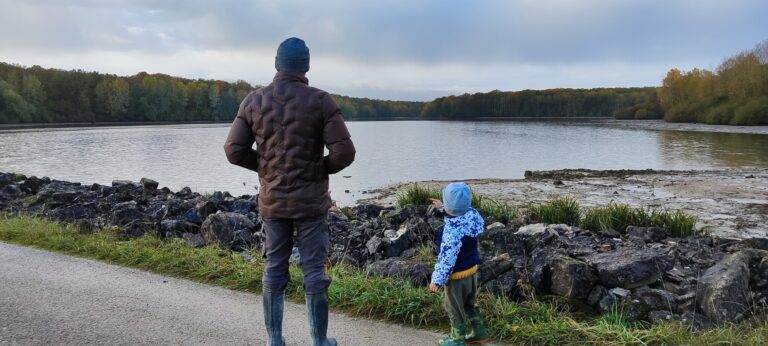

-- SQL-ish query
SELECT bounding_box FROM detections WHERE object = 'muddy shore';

[571,119,768,135]
[361,169,768,239]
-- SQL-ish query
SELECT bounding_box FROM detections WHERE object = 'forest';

[0,62,422,124]
[616,40,768,125]
[5,39,767,125]
[419,88,652,119]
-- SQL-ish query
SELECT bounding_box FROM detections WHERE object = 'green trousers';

[444,272,480,325]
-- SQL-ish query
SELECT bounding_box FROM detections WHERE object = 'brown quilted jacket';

[224,72,355,219]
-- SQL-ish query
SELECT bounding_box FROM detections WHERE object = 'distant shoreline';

[2,118,767,135]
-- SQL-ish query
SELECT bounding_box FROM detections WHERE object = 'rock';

[21,176,48,194]
[366,258,432,287]
[139,177,158,190]
[384,233,410,258]
[366,236,387,255]
[110,201,147,226]
[196,200,218,219]
[587,247,674,289]
[609,287,631,298]
[479,253,514,285]
[633,287,679,312]
[648,310,677,325]
[599,229,622,239]
[381,205,420,227]
[182,233,205,248]
[348,204,386,220]
[486,222,505,231]
[680,311,713,330]
[111,180,138,193]
[481,269,519,298]
[0,183,23,198]
[231,229,255,251]
[230,198,256,214]
[696,251,752,323]
[0,173,14,187]
[729,237,768,252]
[160,219,200,237]
[598,293,618,313]
[50,204,94,221]
[587,285,608,307]
[181,208,204,225]
[547,255,597,299]
[201,212,256,250]
[515,223,547,236]
[626,226,668,243]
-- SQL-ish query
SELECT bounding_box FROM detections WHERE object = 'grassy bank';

[1,215,764,345]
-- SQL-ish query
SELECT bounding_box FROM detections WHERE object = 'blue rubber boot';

[263,289,286,346]
[305,292,337,346]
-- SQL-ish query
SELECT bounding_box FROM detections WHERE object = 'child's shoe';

[439,323,467,346]
[465,315,491,344]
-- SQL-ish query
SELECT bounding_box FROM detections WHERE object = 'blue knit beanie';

[442,182,472,216]
[275,37,310,73]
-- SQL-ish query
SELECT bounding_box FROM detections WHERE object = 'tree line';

[615,40,768,125]
[0,62,424,124]
[419,88,652,119]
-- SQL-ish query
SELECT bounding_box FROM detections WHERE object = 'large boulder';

[139,177,159,191]
[201,212,256,250]
[587,247,674,289]
[547,255,597,299]
[696,251,752,323]
[110,201,148,226]
[366,258,432,287]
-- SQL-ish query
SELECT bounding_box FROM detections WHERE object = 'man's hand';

[429,283,440,293]
[430,199,443,209]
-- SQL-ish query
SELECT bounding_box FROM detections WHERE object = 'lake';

[1,121,767,206]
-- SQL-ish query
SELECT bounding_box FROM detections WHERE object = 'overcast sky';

[0,0,766,101]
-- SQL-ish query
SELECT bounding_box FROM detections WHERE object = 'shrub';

[731,96,768,125]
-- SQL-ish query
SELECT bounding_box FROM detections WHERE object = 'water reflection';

[658,130,768,169]
[0,122,766,206]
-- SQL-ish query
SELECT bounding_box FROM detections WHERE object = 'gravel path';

[0,242,442,346]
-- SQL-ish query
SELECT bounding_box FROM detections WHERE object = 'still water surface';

[1,121,767,205]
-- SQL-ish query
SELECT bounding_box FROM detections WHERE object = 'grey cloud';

[2,0,766,65]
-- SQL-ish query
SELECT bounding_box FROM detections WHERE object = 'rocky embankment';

[1,172,766,328]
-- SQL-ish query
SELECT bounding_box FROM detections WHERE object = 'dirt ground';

[572,119,768,135]
[362,169,768,240]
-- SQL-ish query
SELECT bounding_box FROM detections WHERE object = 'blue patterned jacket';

[430,207,485,286]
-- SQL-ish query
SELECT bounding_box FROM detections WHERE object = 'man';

[224,37,355,346]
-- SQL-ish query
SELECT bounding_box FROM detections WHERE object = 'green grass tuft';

[581,202,701,236]
[527,196,581,225]
[396,184,441,207]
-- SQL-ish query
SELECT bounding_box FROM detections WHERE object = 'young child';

[429,182,490,346]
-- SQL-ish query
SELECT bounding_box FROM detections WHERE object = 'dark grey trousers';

[444,272,480,326]
[262,214,332,295]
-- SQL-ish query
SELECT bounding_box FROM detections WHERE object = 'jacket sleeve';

[431,223,462,286]
[321,94,356,174]
[224,95,260,172]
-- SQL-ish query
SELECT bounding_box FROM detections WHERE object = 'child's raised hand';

[430,199,442,209]
[429,283,440,293]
